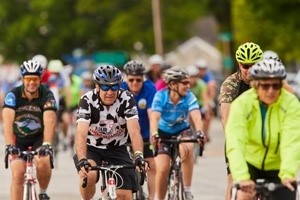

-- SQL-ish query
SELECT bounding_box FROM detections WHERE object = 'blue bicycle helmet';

[93,65,123,85]
[20,60,43,77]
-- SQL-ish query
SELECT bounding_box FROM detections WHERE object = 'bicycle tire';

[134,172,146,200]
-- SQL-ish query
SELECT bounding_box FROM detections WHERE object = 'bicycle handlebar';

[81,164,146,188]
[4,146,54,169]
[231,179,299,200]
[154,134,205,157]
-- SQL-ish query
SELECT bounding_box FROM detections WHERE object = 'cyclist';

[146,54,163,84]
[219,42,263,200]
[225,58,300,200]
[120,60,157,200]
[195,58,216,141]
[73,65,146,200]
[32,54,51,85]
[150,67,204,200]
[3,60,57,200]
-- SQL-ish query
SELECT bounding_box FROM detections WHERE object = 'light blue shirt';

[151,89,199,135]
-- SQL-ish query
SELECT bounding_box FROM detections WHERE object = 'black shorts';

[143,139,154,158]
[247,163,296,200]
[15,134,43,151]
[73,145,137,191]
[156,128,193,156]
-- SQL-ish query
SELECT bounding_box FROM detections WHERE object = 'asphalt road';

[0,117,227,200]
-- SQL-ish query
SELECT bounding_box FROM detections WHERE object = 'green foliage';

[232,0,300,63]
[0,0,209,62]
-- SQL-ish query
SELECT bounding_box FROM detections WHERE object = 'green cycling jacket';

[226,88,300,182]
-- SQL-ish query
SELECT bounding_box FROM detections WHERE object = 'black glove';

[77,158,91,170]
[5,145,20,155]
[196,131,205,142]
[38,144,53,156]
[134,152,145,170]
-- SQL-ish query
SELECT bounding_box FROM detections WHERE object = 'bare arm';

[127,118,143,153]
[149,111,161,135]
[43,110,57,144]
[2,108,16,145]
[189,109,203,131]
[220,103,231,130]
[75,122,90,160]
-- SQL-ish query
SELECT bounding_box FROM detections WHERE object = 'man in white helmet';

[32,54,51,84]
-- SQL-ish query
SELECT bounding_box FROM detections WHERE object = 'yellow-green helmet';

[235,42,263,64]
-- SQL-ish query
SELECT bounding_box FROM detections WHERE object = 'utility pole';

[151,0,163,55]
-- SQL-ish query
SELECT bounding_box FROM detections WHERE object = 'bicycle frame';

[154,135,203,200]
[22,147,38,200]
[82,163,138,200]
[5,146,54,200]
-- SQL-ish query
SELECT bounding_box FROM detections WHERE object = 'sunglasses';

[23,77,40,83]
[258,83,282,91]
[99,84,120,91]
[128,78,143,83]
[241,64,253,70]
[179,81,190,86]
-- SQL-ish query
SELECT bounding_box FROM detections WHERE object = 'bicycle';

[5,146,54,200]
[82,161,146,200]
[154,132,205,200]
[126,143,149,200]
[231,179,300,200]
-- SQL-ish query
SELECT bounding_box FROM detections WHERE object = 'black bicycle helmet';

[123,60,146,75]
[163,67,189,83]
[251,59,286,80]
[93,65,123,85]
[20,60,43,77]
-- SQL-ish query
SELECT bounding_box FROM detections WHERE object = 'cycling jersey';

[76,88,139,149]
[120,80,156,140]
[219,71,250,104]
[151,89,199,135]
[190,79,207,106]
[3,85,57,138]
[226,88,300,182]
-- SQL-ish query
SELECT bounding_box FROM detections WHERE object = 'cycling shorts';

[156,128,193,156]
[73,145,137,191]
[15,134,43,151]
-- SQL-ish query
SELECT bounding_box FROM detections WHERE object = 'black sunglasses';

[179,81,190,86]
[241,64,253,70]
[258,83,282,91]
[99,84,120,91]
[128,78,143,83]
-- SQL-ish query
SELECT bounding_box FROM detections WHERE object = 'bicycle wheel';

[134,171,146,200]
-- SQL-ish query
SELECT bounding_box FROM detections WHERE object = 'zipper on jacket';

[274,132,280,154]
[261,107,273,170]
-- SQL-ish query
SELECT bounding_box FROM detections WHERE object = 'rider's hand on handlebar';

[133,151,147,171]
[150,133,159,146]
[239,180,256,193]
[5,144,20,156]
[282,178,297,191]
[77,158,91,177]
[196,131,206,143]
[38,144,53,156]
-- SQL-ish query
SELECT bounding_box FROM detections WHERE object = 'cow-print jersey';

[77,88,139,149]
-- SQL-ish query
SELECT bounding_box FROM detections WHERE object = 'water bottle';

[108,177,117,199]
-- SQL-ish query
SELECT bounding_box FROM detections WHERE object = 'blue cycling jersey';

[151,89,199,135]
[120,80,156,139]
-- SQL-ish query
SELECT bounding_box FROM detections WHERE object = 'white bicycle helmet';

[93,65,123,85]
[20,60,43,77]
[251,59,286,80]
[186,65,199,76]
[163,67,189,83]
[32,54,48,69]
